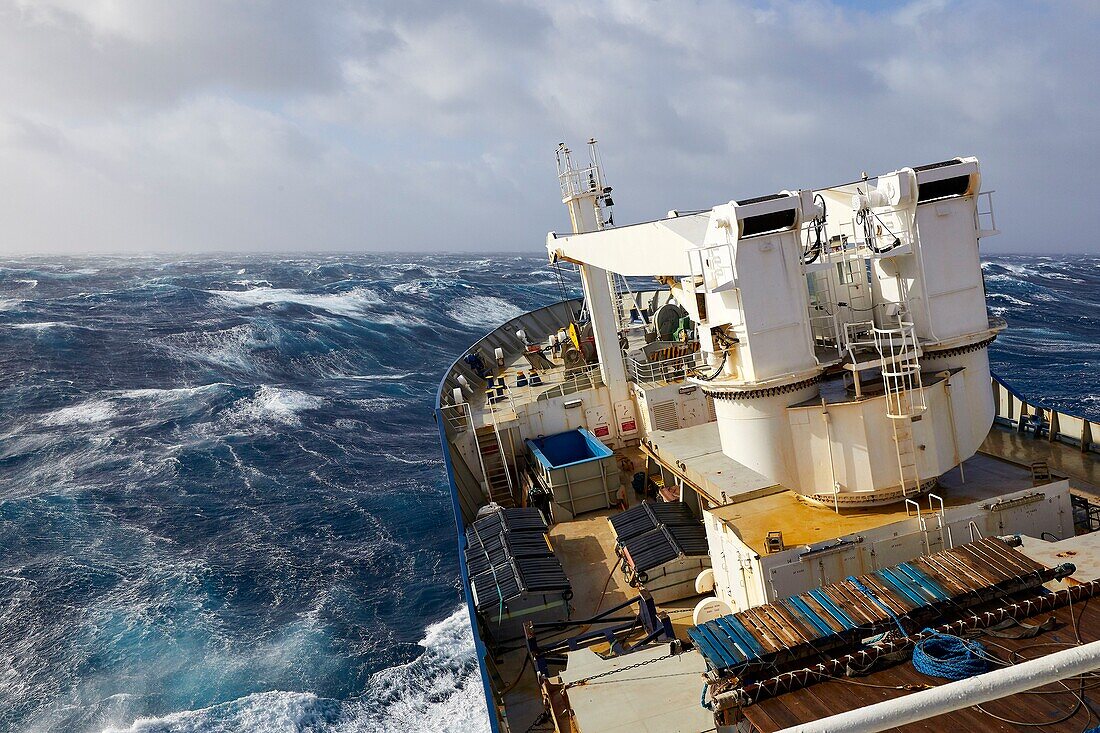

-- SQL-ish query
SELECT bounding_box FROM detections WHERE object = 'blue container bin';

[526,428,620,520]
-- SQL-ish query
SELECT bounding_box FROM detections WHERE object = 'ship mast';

[554,140,630,407]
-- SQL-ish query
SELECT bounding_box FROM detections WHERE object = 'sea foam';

[207,287,383,317]
[447,295,524,329]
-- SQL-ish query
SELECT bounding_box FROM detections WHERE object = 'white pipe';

[775,638,1100,733]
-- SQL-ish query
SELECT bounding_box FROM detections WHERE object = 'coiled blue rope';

[912,631,990,680]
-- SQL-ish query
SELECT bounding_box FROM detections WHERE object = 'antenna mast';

[556,138,614,234]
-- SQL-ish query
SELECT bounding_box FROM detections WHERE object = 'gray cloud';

[0,0,1096,253]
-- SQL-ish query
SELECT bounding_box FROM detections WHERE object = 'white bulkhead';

[685,158,1002,505]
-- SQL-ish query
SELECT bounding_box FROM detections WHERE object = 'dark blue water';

[0,253,1095,733]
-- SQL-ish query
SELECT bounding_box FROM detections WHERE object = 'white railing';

[626,349,706,387]
[439,401,472,434]
[808,309,841,350]
[825,206,915,261]
[440,401,493,500]
[874,322,926,418]
[844,320,877,361]
[558,162,602,200]
[485,361,605,405]
[976,190,997,232]
[487,398,515,498]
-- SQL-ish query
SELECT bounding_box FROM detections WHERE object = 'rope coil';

[912,631,990,680]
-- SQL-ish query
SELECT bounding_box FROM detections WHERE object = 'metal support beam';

[774,637,1100,733]
[578,263,630,407]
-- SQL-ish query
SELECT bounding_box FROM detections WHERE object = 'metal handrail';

[976,190,997,232]
[626,349,706,386]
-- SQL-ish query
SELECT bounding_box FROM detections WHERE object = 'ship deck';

[439,294,1100,732]
[493,454,713,731]
[493,427,1100,733]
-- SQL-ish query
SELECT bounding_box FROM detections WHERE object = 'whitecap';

[344,373,413,382]
[341,606,489,733]
[10,321,68,330]
[207,287,384,317]
[1038,272,1085,283]
[100,690,331,733]
[448,296,524,329]
[353,397,404,411]
[987,293,1030,308]
[157,324,258,372]
[41,400,116,426]
[116,384,230,401]
[224,386,324,427]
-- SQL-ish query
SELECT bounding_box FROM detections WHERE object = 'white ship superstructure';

[435,142,1100,733]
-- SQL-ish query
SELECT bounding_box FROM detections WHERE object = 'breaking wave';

[94,607,486,733]
[448,295,524,328]
[207,287,384,317]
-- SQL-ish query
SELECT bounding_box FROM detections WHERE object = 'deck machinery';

[547,152,1001,507]
[434,141,1100,733]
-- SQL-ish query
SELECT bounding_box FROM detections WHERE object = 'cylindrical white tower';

[710,382,822,490]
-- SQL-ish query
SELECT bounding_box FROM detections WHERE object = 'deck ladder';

[474,407,516,508]
[874,322,926,497]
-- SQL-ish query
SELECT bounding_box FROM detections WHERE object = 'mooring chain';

[522,711,552,733]
[563,652,677,689]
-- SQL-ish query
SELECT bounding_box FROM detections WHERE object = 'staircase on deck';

[475,424,516,508]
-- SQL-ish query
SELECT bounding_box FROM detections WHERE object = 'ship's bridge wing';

[546,211,709,276]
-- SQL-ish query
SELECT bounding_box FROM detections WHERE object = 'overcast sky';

[0,0,1097,254]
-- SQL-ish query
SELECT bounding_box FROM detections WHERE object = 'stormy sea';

[0,252,1096,733]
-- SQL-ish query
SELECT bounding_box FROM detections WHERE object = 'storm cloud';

[0,0,1096,253]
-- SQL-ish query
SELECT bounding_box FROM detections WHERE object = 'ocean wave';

[987,293,1031,308]
[40,400,117,426]
[392,279,460,296]
[341,607,488,733]
[115,384,231,402]
[158,324,260,373]
[93,607,486,733]
[352,397,405,411]
[100,691,337,733]
[224,386,324,427]
[1037,271,1085,283]
[447,296,524,329]
[344,373,414,382]
[9,321,70,330]
[207,287,384,317]
[983,261,1040,278]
